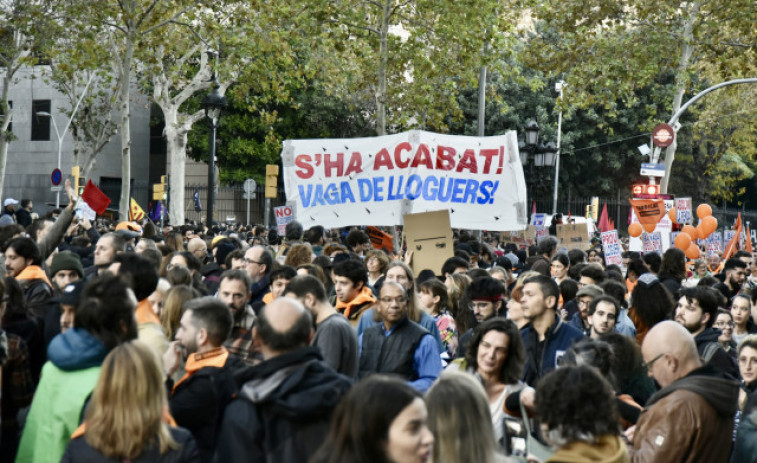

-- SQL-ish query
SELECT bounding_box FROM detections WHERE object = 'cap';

[4,198,18,207]
[115,221,142,239]
[576,284,604,299]
[58,280,86,307]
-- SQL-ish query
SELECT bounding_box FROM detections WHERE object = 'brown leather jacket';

[631,365,739,463]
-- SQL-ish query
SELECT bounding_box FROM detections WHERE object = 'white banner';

[281,130,527,230]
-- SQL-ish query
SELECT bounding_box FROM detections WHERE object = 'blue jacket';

[520,314,584,386]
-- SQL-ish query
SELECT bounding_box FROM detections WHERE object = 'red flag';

[723,213,743,261]
[598,203,611,232]
[81,180,111,215]
[531,201,537,215]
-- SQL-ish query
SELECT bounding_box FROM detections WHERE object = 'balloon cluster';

[628,203,717,260]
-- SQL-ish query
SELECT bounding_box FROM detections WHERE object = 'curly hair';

[536,365,620,447]
[464,318,525,384]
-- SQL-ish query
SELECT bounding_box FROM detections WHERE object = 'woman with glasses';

[714,308,737,356]
[365,249,390,288]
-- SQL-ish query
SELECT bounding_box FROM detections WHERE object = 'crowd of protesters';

[2,186,757,462]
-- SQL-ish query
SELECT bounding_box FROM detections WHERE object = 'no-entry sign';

[652,123,675,148]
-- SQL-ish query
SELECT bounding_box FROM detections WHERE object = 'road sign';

[652,123,675,147]
[243,178,257,194]
[640,163,665,177]
[51,168,62,186]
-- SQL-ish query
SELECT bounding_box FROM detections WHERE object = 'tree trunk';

[660,0,701,193]
[118,39,135,220]
[165,108,188,226]
[376,0,390,136]
[0,73,12,198]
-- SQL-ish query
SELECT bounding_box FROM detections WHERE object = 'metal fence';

[531,193,757,232]
[183,184,288,225]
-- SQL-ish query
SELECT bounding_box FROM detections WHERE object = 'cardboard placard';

[601,230,623,267]
[556,223,589,249]
[675,197,693,224]
[705,232,722,256]
[366,226,395,252]
[403,210,454,276]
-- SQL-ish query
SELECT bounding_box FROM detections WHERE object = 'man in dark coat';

[214,297,352,463]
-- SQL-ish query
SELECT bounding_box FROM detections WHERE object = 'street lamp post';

[520,118,558,216]
[552,81,564,215]
[200,77,227,228]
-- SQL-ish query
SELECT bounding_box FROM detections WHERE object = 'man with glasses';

[675,286,738,378]
[455,276,505,358]
[568,284,603,335]
[243,245,273,305]
[358,281,441,392]
[630,321,739,462]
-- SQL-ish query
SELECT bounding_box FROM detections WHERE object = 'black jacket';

[214,347,353,463]
[168,354,245,462]
[61,426,201,463]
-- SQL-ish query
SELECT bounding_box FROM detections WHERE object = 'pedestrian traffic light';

[632,184,660,197]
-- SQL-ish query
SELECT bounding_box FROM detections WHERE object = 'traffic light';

[153,175,167,201]
[265,165,279,199]
[71,166,82,195]
[590,196,599,221]
[632,183,660,197]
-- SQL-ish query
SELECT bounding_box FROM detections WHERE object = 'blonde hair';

[84,341,177,459]
[426,370,503,463]
[160,285,198,341]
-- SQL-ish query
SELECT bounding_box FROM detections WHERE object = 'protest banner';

[643,232,662,255]
[274,205,294,235]
[535,227,549,244]
[705,232,722,256]
[531,213,546,227]
[601,230,623,267]
[675,197,693,224]
[281,130,527,231]
[556,223,590,248]
[366,226,394,251]
[403,210,454,276]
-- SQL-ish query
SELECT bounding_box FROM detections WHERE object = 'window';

[31,99,51,141]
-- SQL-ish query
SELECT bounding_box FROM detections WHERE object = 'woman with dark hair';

[164,251,208,295]
[558,278,579,320]
[536,365,629,462]
[550,254,570,285]
[657,247,686,298]
[449,318,525,443]
[2,276,44,383]
[628,273,675,345]
[61,341,199,462]
[310,375,434,463]
[599,332,656,406]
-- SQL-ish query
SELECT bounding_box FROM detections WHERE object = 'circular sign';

[652,123,675,148]
[51,168,62,186]
[243,178,257,194]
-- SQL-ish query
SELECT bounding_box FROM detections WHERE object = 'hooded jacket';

[547,434,629,463]
[15,328,109,463]
[213,347,352,463]
[631,364,739,463]
[694,327,739,378]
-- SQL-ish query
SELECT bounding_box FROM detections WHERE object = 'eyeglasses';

[714,321,736,329]
[244,258,261,265]
[380,296,407,305]
[642,353,667,370]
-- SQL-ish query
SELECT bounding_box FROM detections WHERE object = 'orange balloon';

[668,207,678,225]
[696,222,707,239]
[682,224,698,241]
[643,222,657,233]
[702,216,718,235]
[628,222,642,238]
[697,204,712,220]
[686,243,700,259]
[674,233,691,250]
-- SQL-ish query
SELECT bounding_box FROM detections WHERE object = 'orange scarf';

[136,299,161,325]
[71,406,177,439]
[335,286,376,319]
[16,265,52,287]
[172,347,229,394]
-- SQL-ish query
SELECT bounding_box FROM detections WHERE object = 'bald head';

[255,297,313,358]
[642,321,701,387]
[187,237,207,253]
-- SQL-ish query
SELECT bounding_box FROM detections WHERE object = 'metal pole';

[264,198,270,228]
[552,81,564,215]
[246,195,250,226]
[207,121,216,228]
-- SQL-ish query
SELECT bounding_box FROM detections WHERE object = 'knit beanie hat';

[50,250,85,278]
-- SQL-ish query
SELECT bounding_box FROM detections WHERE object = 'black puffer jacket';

[61,426,200,463]
[214,347,353,463]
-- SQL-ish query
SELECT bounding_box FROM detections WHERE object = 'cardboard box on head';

[403,210,454,277]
